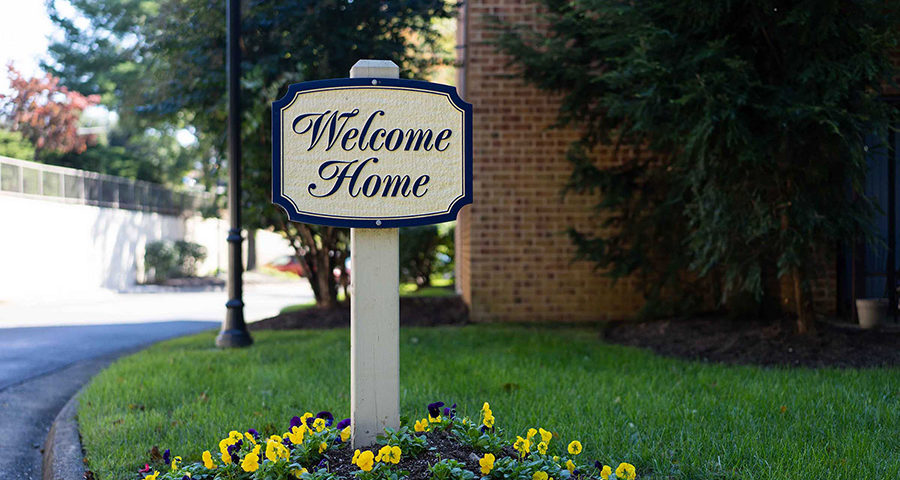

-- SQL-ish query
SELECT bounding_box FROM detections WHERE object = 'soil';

[324,430,506,480]
[252,294,898,368]
[603,315,900,368]
[251,294,468,330]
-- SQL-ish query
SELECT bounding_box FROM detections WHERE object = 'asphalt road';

[0,273,313,480]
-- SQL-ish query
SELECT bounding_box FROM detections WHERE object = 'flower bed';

[135,402,636,480]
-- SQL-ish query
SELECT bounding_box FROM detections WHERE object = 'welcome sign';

[272,78,473,228]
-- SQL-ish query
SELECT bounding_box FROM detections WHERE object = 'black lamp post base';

[216,328,254,348]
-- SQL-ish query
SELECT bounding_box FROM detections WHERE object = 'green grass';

[78,326,900,480]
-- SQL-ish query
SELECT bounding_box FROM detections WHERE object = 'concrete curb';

[42,390,85,480]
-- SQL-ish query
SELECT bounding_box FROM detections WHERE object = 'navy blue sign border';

[271,77,473,228]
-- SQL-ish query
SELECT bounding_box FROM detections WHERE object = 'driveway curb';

[42,390,85,480]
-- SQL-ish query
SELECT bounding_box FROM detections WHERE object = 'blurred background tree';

[43,0,455,307]
[497,0,899,333]
[400,225,455,288]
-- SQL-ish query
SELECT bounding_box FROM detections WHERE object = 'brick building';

[453,1,646,323]
[452,1,858,323]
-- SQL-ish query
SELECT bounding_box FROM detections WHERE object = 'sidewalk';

[0,271,313,328]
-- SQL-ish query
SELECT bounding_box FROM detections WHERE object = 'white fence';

[0,155,214,215]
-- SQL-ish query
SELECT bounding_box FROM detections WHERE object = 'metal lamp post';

[216,0,253,348]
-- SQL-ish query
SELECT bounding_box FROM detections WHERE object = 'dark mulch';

[251,295,469,330]
[603,315,900,368]
[325,430,498,480]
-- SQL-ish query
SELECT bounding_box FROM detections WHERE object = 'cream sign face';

[272,78,473,228]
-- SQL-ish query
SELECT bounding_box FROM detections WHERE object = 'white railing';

[0,155,215,216]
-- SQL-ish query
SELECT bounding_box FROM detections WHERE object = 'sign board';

[272,78,473,228]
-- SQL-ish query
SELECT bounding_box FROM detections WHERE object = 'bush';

[144,241,178,283]
[174,240,207,277]
[144,240,206,283]
[399,225,454,287]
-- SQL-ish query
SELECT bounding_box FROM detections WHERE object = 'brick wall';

[456,0,645,322]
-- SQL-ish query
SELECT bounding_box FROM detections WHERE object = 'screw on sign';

[271,60,472,447]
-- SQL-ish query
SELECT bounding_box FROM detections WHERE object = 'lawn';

[78,325,900,480]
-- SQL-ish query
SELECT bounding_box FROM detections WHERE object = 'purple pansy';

[290,416,303,429]
[336,418,351,430]
[443,403,457,418]
[427,402,444,418]
[594,461,602,470]
[182,476,191,480]
[316,411,334,426]
[162,449,170,464]
[247,428,259,439]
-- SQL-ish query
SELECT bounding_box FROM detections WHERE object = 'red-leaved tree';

[0,64,100,158]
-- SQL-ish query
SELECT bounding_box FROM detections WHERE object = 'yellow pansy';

[245,432,257,444]
[600,465,612,480]
[287,425,305,445]
[384,446,402,464]
[352,449,361,464]
[615,463,636,480]
[171,456,182,471]
[481,402,491,413]
[221,451,232,465]
[565,460,576,473]
[266,440,279,462]
[341,426,351,442]
[202,450,215,469]
[375,445,390,462]
[479,453,495,474]
[567,441,582,455]
[145,472,159,480]
[429,414,442,423]
[527,428,537,440]
[552,456,560,462]
[241,450,260,472]
[319,441,328,453]
[229,430,243,441]
[300,412,314,424]
[414,418,428,432]
[356,450,375,471]
[218,438,233,455]
[483,413,495,428]
[292,467,309,478]
[513,436,531,457]
[539,428,552,444]
[537,441,549,454]
[313,417,327,432]
[533,471,548,480]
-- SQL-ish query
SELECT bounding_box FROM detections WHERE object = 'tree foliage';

[0,64,100,158]
[45,0,455,306]
[497,0,900,331]
[0,129,36,160]
[400,225,455,287]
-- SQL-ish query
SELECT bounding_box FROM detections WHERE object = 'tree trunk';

[792,266,815,334]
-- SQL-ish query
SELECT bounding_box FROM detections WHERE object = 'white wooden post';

[349,59,401,448]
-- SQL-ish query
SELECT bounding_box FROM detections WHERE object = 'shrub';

[144,241,178,283]
[174,240,207,277]
[144,240,206,283]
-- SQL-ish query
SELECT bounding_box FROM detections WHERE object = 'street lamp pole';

[217,0,253,348]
